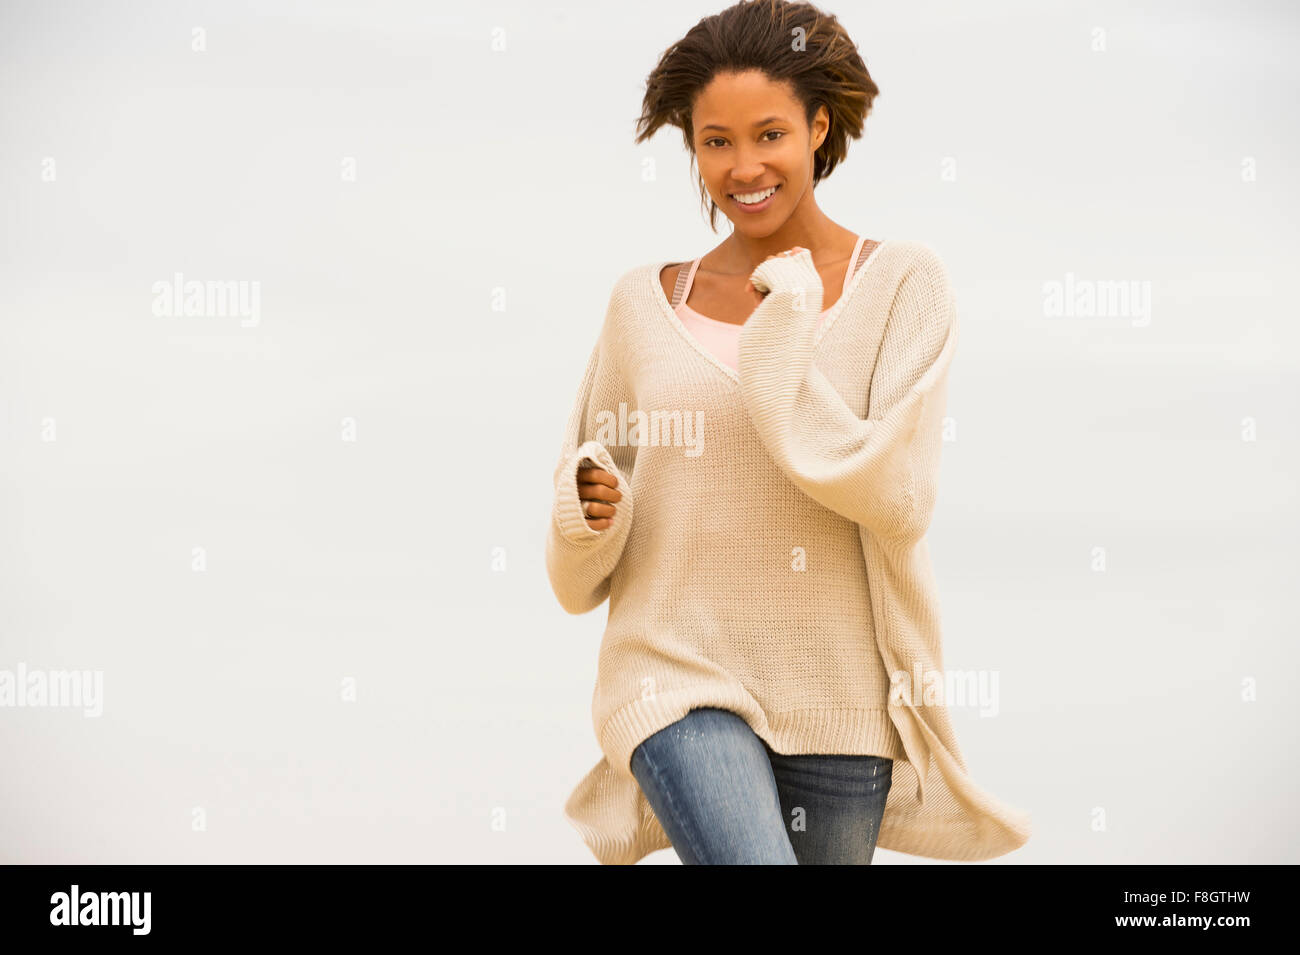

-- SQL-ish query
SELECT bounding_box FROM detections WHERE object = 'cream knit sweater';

[545,240,1032,864]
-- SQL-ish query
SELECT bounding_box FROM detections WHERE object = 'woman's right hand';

[576,465,621,530]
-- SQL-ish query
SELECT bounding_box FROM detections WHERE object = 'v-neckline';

[649,239,891,384]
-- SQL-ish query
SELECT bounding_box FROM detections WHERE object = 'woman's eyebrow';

[700,115,788,132]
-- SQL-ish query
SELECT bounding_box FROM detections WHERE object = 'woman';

[545,0,1031,864]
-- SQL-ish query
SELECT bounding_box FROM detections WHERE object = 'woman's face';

[690,69,827,234]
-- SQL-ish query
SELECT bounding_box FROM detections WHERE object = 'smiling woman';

[639,10,884,330]
[544,0,1032,867]
[637,1,877,235]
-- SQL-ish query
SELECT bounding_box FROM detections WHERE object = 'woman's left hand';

[745,246,810,302]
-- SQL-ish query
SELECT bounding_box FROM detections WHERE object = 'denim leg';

[766,749,894,865]
[631,707,798,865]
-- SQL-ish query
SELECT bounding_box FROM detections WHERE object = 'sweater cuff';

[553,439,625,543]
[748,248,823,312]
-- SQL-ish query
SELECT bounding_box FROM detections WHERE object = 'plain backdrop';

[1,0,1296,863]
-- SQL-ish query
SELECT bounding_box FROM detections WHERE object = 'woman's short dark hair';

[635,0,879,231]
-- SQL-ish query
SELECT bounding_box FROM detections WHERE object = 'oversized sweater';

[545,239,1033,865]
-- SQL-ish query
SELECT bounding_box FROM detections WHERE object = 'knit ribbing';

[546,239,1032,864]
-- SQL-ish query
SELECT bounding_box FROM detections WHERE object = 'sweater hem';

[596,683,906,783]
[876,808,1033,861]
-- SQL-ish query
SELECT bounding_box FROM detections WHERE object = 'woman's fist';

[744,246,810,301]
[576,464,622,530]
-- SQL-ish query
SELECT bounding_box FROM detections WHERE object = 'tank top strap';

[856,237,880,272]
[670,259,702,308]
[841,235,868,296]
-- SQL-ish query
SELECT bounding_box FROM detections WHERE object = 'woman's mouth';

[729,183,780,213]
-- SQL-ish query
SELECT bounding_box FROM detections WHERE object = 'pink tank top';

[671,235,877,372]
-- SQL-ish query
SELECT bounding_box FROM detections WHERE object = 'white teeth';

[732,185,777,204]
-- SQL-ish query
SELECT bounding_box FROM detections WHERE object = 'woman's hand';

[576,464,622,530]
[745,246,810,303]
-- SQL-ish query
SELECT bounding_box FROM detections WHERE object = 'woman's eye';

[703,131,782,148]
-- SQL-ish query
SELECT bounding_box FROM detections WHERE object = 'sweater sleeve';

[544,291,637,615]
[737,244,957,548]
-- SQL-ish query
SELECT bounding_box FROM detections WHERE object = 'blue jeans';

[630,706,894,864]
